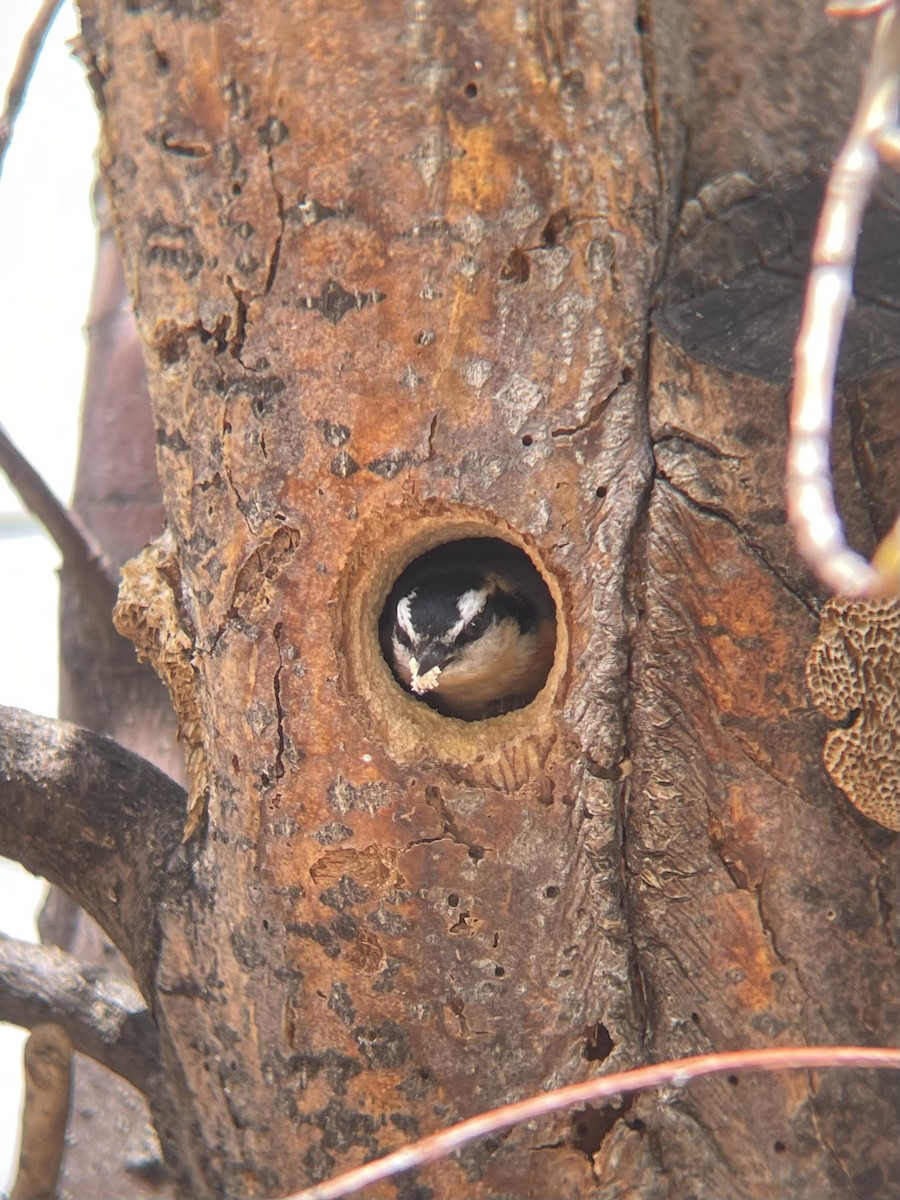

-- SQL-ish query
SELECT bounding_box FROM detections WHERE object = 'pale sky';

[0,0,99,1185]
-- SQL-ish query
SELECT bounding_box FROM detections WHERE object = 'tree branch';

[0,934,161,1095]
[0,422,119,612]
[0,0,65,180]
[0,705,187,993]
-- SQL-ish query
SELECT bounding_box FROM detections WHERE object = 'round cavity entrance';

[378,537,556,722]
[337,501,567,764]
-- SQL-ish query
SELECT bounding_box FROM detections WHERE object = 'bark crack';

[654,474,817,614]
[751,882,790,969]
[726,726,810,801]
[550,373,627,439]
[617,776,650,1051]
[422,787,487,859]
[220,401,253,536]
[262,143,285,297]
[273,622,286,783]
[225,275,249,363]
[406,834,454,848]
[652,428,743,464]
[617,364,656,1056]
[426,412,438,460]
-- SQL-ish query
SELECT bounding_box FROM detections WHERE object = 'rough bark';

[2,1,893,1198]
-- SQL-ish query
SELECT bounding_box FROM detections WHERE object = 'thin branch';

[0,0,65,180]
[826,0,895,15]
[0,934,161,1095]
[0,705,187,995]
[285,1046,900,1200]
[787,3,899,597]
[9,1024,72,1200]
[0,422,119,609]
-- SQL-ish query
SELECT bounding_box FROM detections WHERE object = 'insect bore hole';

[379,536,557,721]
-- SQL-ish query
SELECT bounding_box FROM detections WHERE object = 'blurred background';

[0,0,99,1187]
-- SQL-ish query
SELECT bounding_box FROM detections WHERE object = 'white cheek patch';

[457,588,487,624]
[396,594,417,644]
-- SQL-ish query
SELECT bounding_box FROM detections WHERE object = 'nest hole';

[338,504,567,764]
[378,536,557,722]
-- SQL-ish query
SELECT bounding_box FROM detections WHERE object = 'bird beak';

[408,647,449,695]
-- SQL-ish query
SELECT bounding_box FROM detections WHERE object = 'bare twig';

[826,0,894,15]
[0,704,187,995]
[9,1023,72,1200]
[285,1045,900,1200]
[0,0,66,181]
[787,3,899,597]
[0,422,119,607]
[0,934,161,1095]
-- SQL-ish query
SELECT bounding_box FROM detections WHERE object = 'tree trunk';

[9,1,899,1197]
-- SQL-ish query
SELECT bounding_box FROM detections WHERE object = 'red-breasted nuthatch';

[379,538,556,720]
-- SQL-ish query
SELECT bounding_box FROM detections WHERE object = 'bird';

[379,538,557,721]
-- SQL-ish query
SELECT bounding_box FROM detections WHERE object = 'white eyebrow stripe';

[443,618,466,644]
[457,588,487,623]
[397,594,417,642]
[442,589,489,644]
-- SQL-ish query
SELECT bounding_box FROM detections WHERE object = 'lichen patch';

[805,596,899,831]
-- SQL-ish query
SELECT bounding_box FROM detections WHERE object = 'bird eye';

[455,610,489,647]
